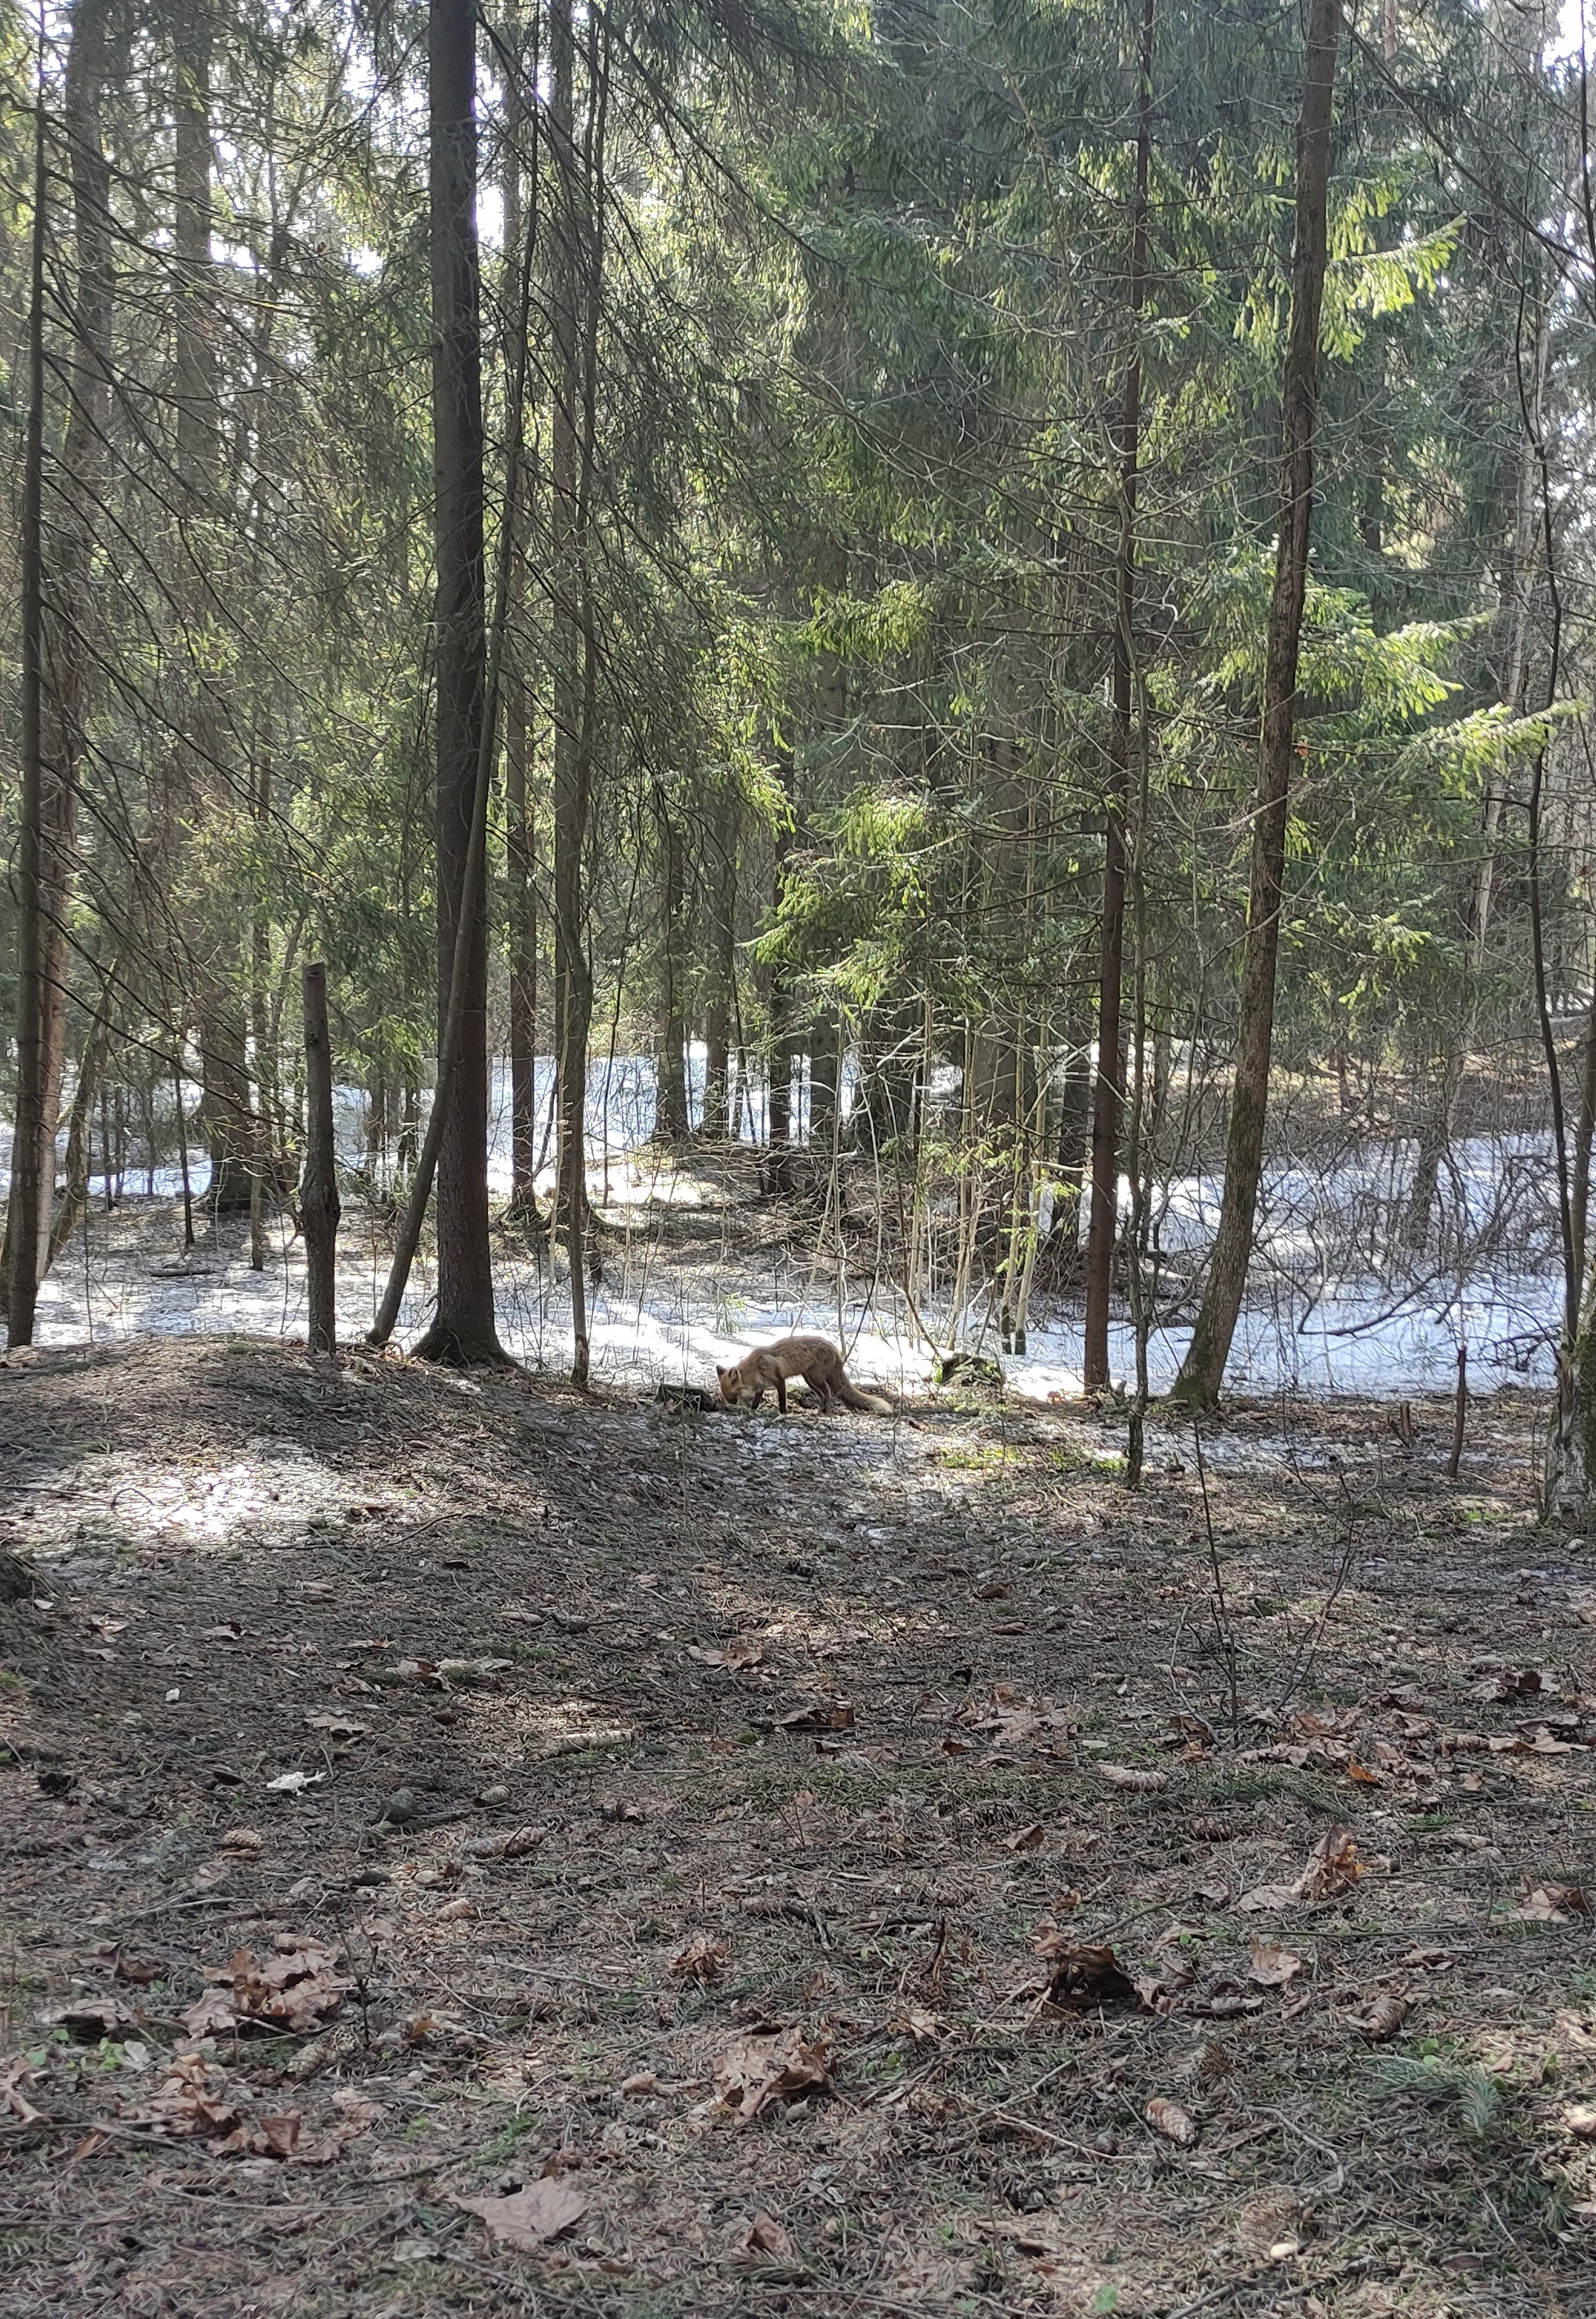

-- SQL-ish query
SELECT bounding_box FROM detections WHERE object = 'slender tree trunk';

[8,62,51,1347]
[549,0,601,1383]
[702,781,738,1139]
[1083,0,1155,1391]
[1173,0,1340,1407]
[49,970,118,1266]
[654,789,690,1140]
[301,963,340,1355]
[411,0,503,1363]
[503,19,539,1220]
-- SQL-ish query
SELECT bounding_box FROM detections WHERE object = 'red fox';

[715,1334,892,1416]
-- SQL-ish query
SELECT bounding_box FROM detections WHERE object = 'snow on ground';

[8,1051,1564,1404]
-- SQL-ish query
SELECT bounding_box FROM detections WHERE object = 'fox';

[715,1334,892,1417]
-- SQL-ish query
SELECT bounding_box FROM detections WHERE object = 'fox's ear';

[715,1365,730,1382]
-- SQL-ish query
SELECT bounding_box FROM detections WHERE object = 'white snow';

[5,1052,1564,1402]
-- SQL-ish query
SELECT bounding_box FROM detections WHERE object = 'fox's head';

[715,1363,742,1403]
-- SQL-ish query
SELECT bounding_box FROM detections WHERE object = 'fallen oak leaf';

[712,2026,835,2124]
[454,2180,589,2252]
[669,1934,729,1985]
[1002,1822,1047,1852]
[1241,1824,1365,1912]
[1248,1938,1305,1988]
[1098,1763,1169,1794]
[1506,1882,1591,1924]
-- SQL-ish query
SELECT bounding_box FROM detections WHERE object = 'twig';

[1192,1418,1241,1744]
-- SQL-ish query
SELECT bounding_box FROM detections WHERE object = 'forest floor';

[2,1336,1594,2317]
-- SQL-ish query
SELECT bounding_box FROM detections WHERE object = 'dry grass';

[1,1336,1593,2317]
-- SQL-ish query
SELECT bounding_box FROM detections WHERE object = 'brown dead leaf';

[779,1702,854,1734]
[1032,1933,1144,2014]
[1299,1825,1365,1900]
[454,2180,589,2252]
[219,1827,264,1858]
[1245,1824,1366,1910]
[1474,1665,1544,1703]
[690,1638,766,1672]
[713,2025,835,2123]
[1146,2097,1199,2146]
[620,2070,662,2096]
[1508,1882,1591,1924]
[1563,2103,1596,2137]
[892,2004,948,2044]
[746,2213,796,2259]
[1248,1938,1305,1988]
[305,1714,367,1739]
[669,1934,729,1985]
[1002,1821,1047,1851]
[954,1685,1072,1757]
[182,1938,352,2038]
[0,2056,43,2124]
[44,1996,137,2041]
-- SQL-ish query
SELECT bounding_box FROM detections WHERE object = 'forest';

[4,3,1596,2313]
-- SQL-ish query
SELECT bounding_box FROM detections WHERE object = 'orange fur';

[715,1334,891,1416]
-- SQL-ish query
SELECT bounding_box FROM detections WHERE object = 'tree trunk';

[1083,0,1154,1392]
[411,0,503,1363]
[701,782,738,1139]
[48,970,117,1267]
[503,23,539,1220]
[301,963,340,1356]
[808,1009,840,1156]
[654,789,690,1140]
[549,0,600,1384]
[1173,0,1340,1407]
[6,53,50,1347]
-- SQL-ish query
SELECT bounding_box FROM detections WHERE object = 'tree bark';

[301,963,340,1356]
[701,782,738,1138]
[503,19,539,1220]
[1173,0,1340,1407]
[411,0,503,1363]
[549,0,600,1384]
[654,789,690,1140]
[7,49,49,1347]
[1083,0,1155,1392]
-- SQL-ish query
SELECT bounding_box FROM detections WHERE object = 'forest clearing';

[2,1332,1594,2318]
[9,0,1596,2306]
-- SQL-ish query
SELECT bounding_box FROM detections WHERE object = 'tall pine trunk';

[1173,0,1340,1407]
[701,781,738,1138]
[503,22,539,1220]
[654,789,690,1140]
[549,0,600,1382]
[7,52,50,1344]
[412,0,503,1362]
[1082,0,1154,1391]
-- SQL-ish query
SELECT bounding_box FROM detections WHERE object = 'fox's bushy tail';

[834,1376,892,1414]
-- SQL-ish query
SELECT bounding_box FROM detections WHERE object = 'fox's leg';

[775,1375,788,1414]
[749,1385,764,1410]
[806,1368,832,1411]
